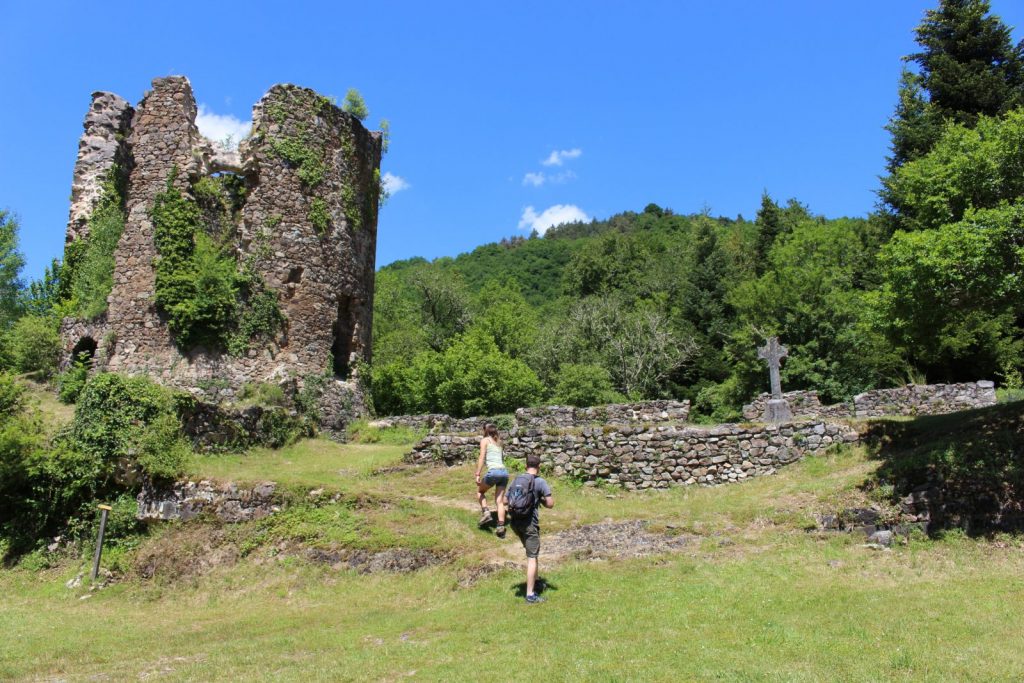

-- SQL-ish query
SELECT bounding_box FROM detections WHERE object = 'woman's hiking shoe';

[495,525,506,539]
[478,509,492,527]
[525,594,545,604]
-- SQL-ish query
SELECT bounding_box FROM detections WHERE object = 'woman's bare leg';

[477,482,491,512]
[494,486,507,525]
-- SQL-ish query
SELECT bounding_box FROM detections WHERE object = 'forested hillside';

[368,1,1024,419]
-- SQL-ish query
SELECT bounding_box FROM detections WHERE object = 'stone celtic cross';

[758,336,788,400]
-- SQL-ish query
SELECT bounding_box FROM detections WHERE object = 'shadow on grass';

[511,577,558,598]
[862,400,1024,536]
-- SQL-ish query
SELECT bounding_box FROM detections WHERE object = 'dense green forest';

[368,0,1024,418]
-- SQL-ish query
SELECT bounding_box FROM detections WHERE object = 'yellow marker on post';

[90,504,113,581]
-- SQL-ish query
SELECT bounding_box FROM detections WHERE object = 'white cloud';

[522,172,546,187]
[196,104,252,150]
[518,204,589,234]
[522,170,577,187]
[541,148,582,167]
[382,172,410,194]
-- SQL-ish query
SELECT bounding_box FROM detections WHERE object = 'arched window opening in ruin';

[287,266,304,284]
[72,336,98,365]
[332,295,354,378]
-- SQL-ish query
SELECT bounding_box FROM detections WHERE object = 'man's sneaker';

[525,593,545,604]
[495,525,506,539]
[478,509,492,527]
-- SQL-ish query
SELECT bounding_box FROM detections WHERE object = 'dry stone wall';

[59,77,382,430]
[514,400,690,428]
[743,382,996,421]
[852,381,996,417]
[378,400,691,435]
[407,421,860,489]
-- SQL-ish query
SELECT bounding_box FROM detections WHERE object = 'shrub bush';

[0,372,193,558]
[0,372,25,418]
[67,373,190,480]
[236,381,289,408]
[59,166,126,318]
[8,315,61,379]
[551,364,624,407]
[57,355,90,404]
[371,329,544,417]
[256,408,313,448]
[151,171,283,353]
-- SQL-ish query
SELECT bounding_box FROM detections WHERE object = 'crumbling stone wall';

[407,421,860,489]
[743,382,996,421]
[59,77,382,426]
[379,400,692,434]
[514,400,690,428]
[137,479,278,523]
[65,92,133,243]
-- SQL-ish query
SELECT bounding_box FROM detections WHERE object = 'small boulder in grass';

[868,529,894,547]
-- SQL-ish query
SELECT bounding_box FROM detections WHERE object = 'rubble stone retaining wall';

[179,400,312,452]
[137,480,278,522]
[408,421,860,489]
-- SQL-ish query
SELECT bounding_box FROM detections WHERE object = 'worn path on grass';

[408,491,702,568]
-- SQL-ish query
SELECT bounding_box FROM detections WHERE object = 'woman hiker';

[475,423,509,538]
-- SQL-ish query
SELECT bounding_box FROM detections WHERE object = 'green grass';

[21,379,74,434]
[2,532,1023,681]
[186,438,407,487]
[4,423,1024,680]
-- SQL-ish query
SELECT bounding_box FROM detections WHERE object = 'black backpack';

[506,473,537,521]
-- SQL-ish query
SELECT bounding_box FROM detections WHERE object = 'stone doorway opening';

[331,295,354,379]
[72,336,98,363]
[70,336,98,371]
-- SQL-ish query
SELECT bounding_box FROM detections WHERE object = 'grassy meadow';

[2,429,1024,681]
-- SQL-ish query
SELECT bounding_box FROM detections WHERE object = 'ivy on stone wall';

[270,126,326,189]
[308,198,330,235]
[59,167,127,318]
[266,90,372,234]
[339,135,361,230]
[151,169,283,353]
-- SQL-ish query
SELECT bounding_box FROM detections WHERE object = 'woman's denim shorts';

[483,468,509,486]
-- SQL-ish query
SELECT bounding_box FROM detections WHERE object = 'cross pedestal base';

[763,398,792,424]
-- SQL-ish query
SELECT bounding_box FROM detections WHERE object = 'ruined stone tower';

[60,77,382,428]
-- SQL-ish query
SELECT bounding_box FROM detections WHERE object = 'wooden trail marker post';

[757,336,792,423]
[90,504,112,581]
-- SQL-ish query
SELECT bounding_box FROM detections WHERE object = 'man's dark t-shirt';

[510,474,552,527]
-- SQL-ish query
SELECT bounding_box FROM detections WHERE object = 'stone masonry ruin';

[58,77,383,429]
[402,383,998,490]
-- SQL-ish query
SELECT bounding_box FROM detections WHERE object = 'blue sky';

[4,0,1024,281]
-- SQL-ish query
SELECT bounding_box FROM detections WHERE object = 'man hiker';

[504,453,554,604]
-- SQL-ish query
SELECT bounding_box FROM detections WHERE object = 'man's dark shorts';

[512,521,540,558]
